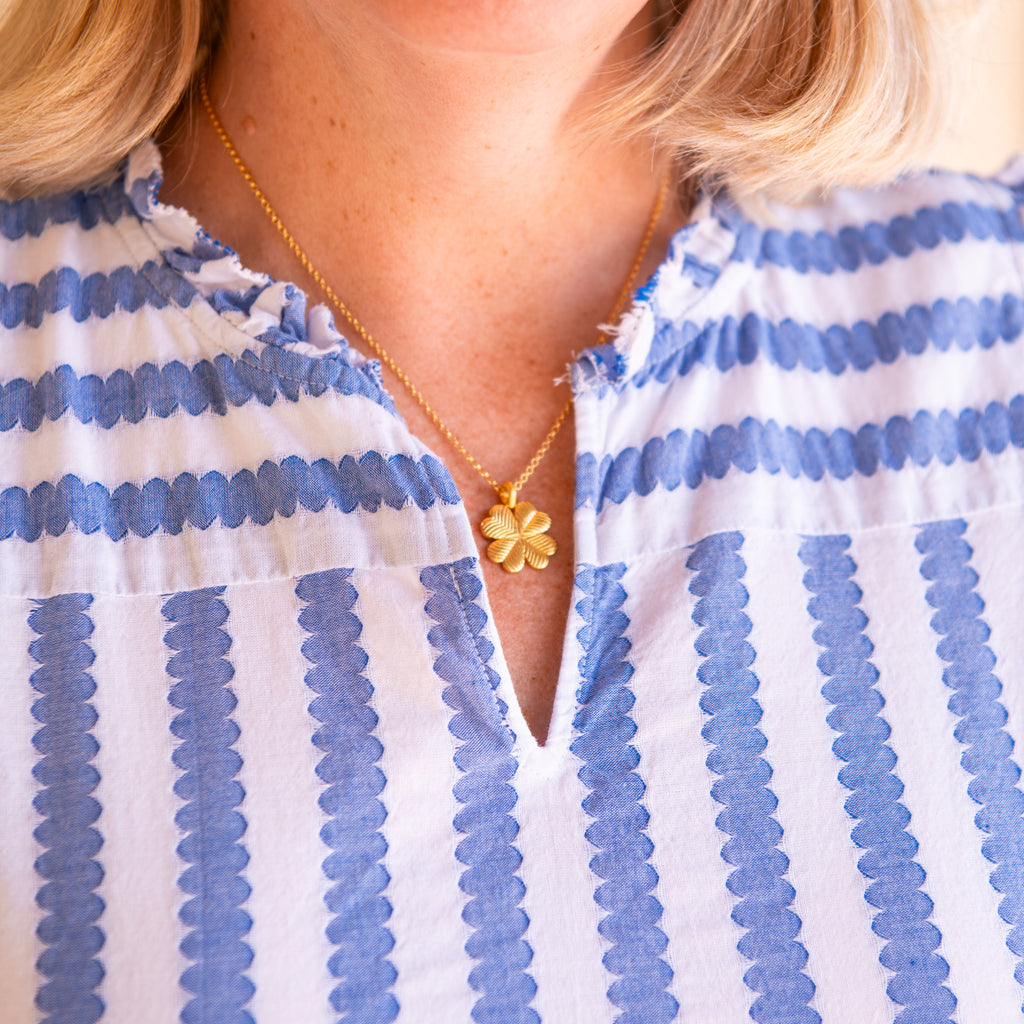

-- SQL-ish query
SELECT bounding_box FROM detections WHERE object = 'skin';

[159,0,685,744]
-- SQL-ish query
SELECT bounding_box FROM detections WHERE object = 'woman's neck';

[157,0,683,744]
[208,0,655,204]
[159,0,676,380]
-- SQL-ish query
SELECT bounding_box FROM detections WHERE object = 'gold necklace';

[200,73,669,573]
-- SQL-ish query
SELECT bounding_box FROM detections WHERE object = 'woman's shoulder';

[0,169,146,331]
[594,161,1024,545]
[620,161,1024,388]
[0,142,342,387]
[728,158,1024,278]
[637,161,1024,361]
[0,145,198,348]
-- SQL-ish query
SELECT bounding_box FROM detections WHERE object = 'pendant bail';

[497,481,517,508]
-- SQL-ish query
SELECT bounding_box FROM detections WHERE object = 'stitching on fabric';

[111,210,395,407]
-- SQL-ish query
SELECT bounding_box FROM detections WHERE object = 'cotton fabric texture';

[3,141,1024,1023]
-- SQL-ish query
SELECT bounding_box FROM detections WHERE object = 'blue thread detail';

[296,570,398,1022]
[916,520,1024,992]
[688,533,820,1024]
[0,346,392,432]
[682,253,722,289]
[800,536,956,1023]
[575,396,1024,509]
[28,594,106,1024]
[0,263,199,327]
[421,559,538,1024]
[570,563,678,1024]
[205,283,264,318]
[163,587,255,1024]
[0,178,133,240]
[727,200,1024,275]
[0,451,460,543]
[637,294,1024,385]
[127,168,162,221]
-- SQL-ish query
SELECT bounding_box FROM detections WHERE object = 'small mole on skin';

[242,115,258,136]
[329,117,336,127]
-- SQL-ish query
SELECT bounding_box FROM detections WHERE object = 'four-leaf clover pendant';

[481,482,557,573]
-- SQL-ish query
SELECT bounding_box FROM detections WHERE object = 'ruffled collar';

[124,139,739,390]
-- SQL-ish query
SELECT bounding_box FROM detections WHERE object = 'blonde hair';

[0,0,961,200]
[620,0,963,199]
[0,0,224,199]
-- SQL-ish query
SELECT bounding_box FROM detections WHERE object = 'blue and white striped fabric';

[4,141,1024,1023]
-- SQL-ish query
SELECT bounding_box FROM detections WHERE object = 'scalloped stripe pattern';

[570,563,678,1024]
[800,535,956,1023]
[0,178,132,240]
[577,398,1024,511]
[421,559,539,1024]
[163,587,256,1024]
[0,262,197,326]
[916,519,1024,990]
[28,593,106,1024]
[729,199,1024,274]
[687,533,820,1024]
[0,347,388,433]
[638,292,1024,385]
[296,569,399,1023]
[0,451,459,543]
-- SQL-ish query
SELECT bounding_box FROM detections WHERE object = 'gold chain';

[200,70,670,572]
[199,71,668,496]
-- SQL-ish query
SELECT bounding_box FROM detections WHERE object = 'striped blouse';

[3,141,1024,1024]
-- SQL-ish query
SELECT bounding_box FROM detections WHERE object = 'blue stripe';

[0,451,459,543]
[0,263,198,327]
[28,593,106,1024]
[163,587,255,1024]
[570,563,677,1024]
[688,533,819,1024]
[727,197,1024,274]
[296,569,398,1023]
[800,536,956,1023]
[577,397,1024,510]
[0,178,133,240]
[916,519,1024,987]
[1,253,388,396]
[0,345,391,432]
[421,559,538,1024]
[637,293,1024,383]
